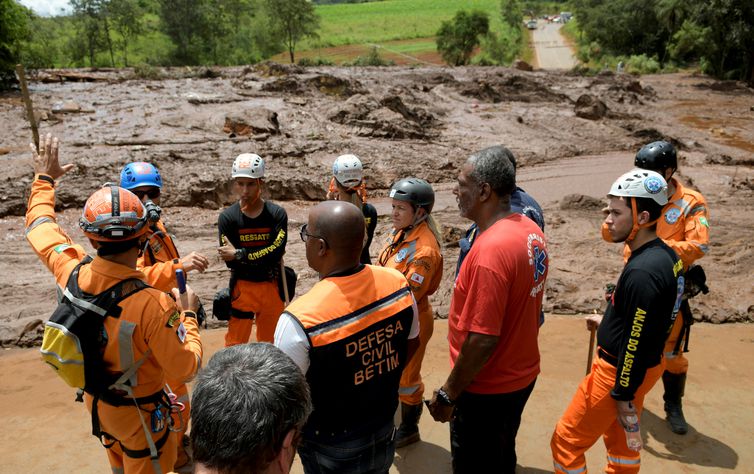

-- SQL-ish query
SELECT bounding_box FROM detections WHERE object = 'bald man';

[275,201,420,474]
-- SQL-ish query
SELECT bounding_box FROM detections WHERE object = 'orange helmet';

[79,185,149,242]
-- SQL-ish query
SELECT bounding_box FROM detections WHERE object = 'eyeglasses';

[132,188,160,200]
[300,224,328,247]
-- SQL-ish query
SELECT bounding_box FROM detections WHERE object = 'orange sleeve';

[25,175,87,286]
[137,257,182,294]
[143,293,202,384]
[404,246,443,302]
[662,196,710,268]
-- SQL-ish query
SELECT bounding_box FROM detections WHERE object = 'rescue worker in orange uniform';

[120,161,209,468]
[274,200,420,473]
[377,177,443,448]
[327,154,378,264]
[631,141,710,435]
[218,153,287,346]
[552,169,684,474]
[26,134,202,474]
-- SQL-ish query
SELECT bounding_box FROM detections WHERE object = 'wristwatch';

[436,387,455,406]
[183,311,197,319]
[234,249,244,261]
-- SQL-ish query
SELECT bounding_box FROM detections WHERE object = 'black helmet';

[389,177,435,213]
[634,141,677,171]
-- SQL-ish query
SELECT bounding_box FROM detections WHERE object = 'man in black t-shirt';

[551,169,685,473]
[218,153,288,346]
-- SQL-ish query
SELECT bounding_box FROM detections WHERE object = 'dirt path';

[533,23,578,70]
[0,317,750,472]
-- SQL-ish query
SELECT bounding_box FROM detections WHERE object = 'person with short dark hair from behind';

[191,343,312,474]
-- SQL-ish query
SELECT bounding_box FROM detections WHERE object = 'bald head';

[312,200,365,252]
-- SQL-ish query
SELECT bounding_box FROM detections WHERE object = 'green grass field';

[307,0,504,48]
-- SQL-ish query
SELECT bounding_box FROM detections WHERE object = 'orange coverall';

[26,175,202,474]
[622,177,710,374]
[136,219,192,466]
[378,220,442,405]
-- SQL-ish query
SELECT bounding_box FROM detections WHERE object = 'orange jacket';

[377,221,443,315]
[137,219,182,293]
[622,177,710,268]
[25,175,202,398]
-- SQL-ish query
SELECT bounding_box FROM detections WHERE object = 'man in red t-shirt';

[428,145,548,474]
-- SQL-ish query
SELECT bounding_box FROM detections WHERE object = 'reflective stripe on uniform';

[404,240,417,265]
[306,287,411,337]
[118,321,139,387]
[398,384,420,395]
[25,216,53,235]
[607,454,640,465]
[553,461,587,474]
[111,467,124,474]
[674,198,692,217]
[63,288,108,316]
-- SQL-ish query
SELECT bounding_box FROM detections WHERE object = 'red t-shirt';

[449,213,548,394]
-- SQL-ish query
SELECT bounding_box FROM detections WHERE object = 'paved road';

[532,22,578,70]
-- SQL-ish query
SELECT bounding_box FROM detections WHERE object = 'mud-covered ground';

[0,64,753,348]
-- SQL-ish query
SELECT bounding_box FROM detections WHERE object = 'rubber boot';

[663,371,688,435]
[395,402,422,448]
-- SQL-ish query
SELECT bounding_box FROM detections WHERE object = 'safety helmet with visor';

[79,185,149,242]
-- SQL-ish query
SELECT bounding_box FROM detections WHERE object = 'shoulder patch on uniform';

[699,216,709,228]
[165,311,180,328]
[395,248,408,263]
[664,208,681,225]
[410,273,425,285]
[176,322,187,343]
[53,243,71,253]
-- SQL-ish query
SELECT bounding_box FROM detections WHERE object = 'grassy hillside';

[308,0,504,48]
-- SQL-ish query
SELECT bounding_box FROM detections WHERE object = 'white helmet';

[332,154,363,188]
[232,153,265,179]
[608,168,668,206]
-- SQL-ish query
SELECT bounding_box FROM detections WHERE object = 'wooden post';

[15,64,39,152]
[586,326,596,375]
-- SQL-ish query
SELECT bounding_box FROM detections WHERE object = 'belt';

[598,347,618,367]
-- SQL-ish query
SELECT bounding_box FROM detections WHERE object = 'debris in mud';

[51,101,92,114]
[574,94,607,120]
[559,193,604,211]
[457,75,569,103]
[261,74,366,97]
[442,226,465,246]
[705,153,754,167]
[186,92,242,105]
[513,60,533,72]
[265,176,326,201]
[223,109,280,137]
[253,61,304,77]
[328,93,438,139]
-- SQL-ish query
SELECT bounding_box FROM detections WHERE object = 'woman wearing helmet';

[217,153,288,347]
[328,154,378,264]
[377,177,444,448]
[120,161,209,470]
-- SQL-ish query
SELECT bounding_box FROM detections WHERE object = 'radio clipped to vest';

[40,256,148,397]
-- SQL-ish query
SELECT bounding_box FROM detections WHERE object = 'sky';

[18,0,72,17]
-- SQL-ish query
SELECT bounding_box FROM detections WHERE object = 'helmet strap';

[626,198,659,243]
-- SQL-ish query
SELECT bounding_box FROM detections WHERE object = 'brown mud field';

[0,65,753,471]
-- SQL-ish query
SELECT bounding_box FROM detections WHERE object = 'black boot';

[663,371,688,435]
[395,402,423,448]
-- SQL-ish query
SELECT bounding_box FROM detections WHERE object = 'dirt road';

[532,23,578,70]
[1,317,750,473]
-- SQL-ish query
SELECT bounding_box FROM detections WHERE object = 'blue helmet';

[120,162,162,190]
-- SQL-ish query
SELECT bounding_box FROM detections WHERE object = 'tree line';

[573,0,754,82]
[1,0,319,79]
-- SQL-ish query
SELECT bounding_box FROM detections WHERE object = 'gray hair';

[467,145,516,197]
[191,343,312,474]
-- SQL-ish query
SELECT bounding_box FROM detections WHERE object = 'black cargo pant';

[450,378,536,474]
